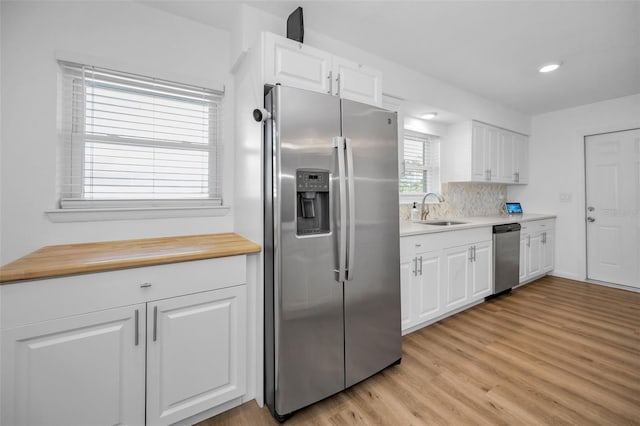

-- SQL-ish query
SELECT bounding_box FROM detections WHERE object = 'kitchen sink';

[417,220,468,226]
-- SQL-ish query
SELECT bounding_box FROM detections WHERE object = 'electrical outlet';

[559,193,572,202]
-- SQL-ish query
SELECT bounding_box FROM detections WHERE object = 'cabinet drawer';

[401,227,492,257]
[522,219,555,234]
[1,256,246,329]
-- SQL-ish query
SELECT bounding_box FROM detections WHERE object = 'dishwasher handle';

[493,223,521,233]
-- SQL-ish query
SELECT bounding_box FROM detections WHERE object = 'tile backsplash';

[400,182,507,220]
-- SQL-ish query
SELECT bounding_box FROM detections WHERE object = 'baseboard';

[402,298,485,336]
[174,396,245,426]
[549,271,582,280]
[584,279,640,293]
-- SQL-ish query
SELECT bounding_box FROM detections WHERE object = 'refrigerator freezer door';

[341,99,402,387]
[271,86,345,415]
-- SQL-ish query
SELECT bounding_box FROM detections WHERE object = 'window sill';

[45,205,231,223]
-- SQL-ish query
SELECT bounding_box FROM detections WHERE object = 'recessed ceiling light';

[539,63,561,73]
[421,112,438,120]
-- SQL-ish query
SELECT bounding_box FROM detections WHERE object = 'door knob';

[587,217,595,222]
[587,206,595,212]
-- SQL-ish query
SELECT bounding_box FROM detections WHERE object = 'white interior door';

[585,129,640,289]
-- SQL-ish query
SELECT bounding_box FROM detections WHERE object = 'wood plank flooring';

[197,276,640,425]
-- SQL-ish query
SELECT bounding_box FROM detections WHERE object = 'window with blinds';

[399,131,441,195]
[59,61,223,208]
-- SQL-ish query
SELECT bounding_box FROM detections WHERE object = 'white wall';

[509,94,640,280]
[0,1,235,263]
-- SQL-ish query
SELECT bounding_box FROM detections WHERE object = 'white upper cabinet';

[264,32,332,94]
[514,133,529,184]
[442,120,529,184]
[263,33,383,106]
[332,56,382,106]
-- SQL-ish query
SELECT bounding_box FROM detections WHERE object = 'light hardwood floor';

[197,276,640,425]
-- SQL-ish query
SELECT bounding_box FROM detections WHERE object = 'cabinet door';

[400,257,415,330]
[486,127,500,181]
[469,241,492,299]
[514,134,529,184]
[499,131,516,182]
[442,245,471,310]
[527,233,542,278]
[264,32,332,94]
[471,123,487,180]
[519,234,528,283]
[332,56,382,106]
[413,250,442,324]
[146,286,247,426]
[1,305,145,426]
[541,229,555,273]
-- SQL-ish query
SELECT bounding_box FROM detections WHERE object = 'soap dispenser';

[411,202,419,221]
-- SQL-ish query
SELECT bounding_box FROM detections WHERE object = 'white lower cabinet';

[519,219,556,284]
[442,245,471,311]
[1,305,146,426]
[400,228,492,333]
[1,256,248,426]
[469,241,492,299]
[414,250,442,324]
[147,287,246,426]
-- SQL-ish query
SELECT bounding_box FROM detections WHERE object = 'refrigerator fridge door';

[341,99,402,387]
[268,85,345,416]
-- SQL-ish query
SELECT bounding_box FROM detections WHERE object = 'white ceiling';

[145,1,640,115]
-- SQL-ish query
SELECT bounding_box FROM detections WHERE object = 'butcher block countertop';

[0,233,261,284]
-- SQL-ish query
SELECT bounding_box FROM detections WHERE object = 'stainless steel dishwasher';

[493,223,521,294]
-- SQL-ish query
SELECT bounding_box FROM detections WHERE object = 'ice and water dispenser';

[296,169,330,236]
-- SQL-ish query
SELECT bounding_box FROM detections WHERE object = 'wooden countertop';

[0,233,261,284]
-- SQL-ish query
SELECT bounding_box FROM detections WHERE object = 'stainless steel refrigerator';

[263,85,401,421]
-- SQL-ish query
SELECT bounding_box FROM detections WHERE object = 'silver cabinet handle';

[327,71,332,94]
[140,282,152,288]
[587,217,595,223]
[587,206,595,212]
[527,235,531,247]
[473,246,477,262]
[469,246,474,262]
[134,309,139,346]
[335,73,341,96]
[418,256,423,275]
[345,138,356,281]
[153,305,158,342]
[412,257,417,276]
[542,232,547,244]
[334,137,347,282]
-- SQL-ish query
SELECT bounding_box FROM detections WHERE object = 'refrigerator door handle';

[345,137,356,281]
[334,136,347,282]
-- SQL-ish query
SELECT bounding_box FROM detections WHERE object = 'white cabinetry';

[263,32,382,106]
[442,120,529,184]
[146,287,246,426]
[400,227,492,333]
[1,305,146,426]
[1,256,248,426]
[519,219,555,284]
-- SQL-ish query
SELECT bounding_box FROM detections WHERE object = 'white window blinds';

[399,131,440,194]
[59,61,223,208]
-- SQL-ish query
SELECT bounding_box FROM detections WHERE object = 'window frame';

[399,129,441,204]
[57,61,224,210]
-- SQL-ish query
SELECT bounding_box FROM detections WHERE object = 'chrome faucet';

[421,192,444,220]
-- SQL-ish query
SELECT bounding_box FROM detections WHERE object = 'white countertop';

[400,213,557,237]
